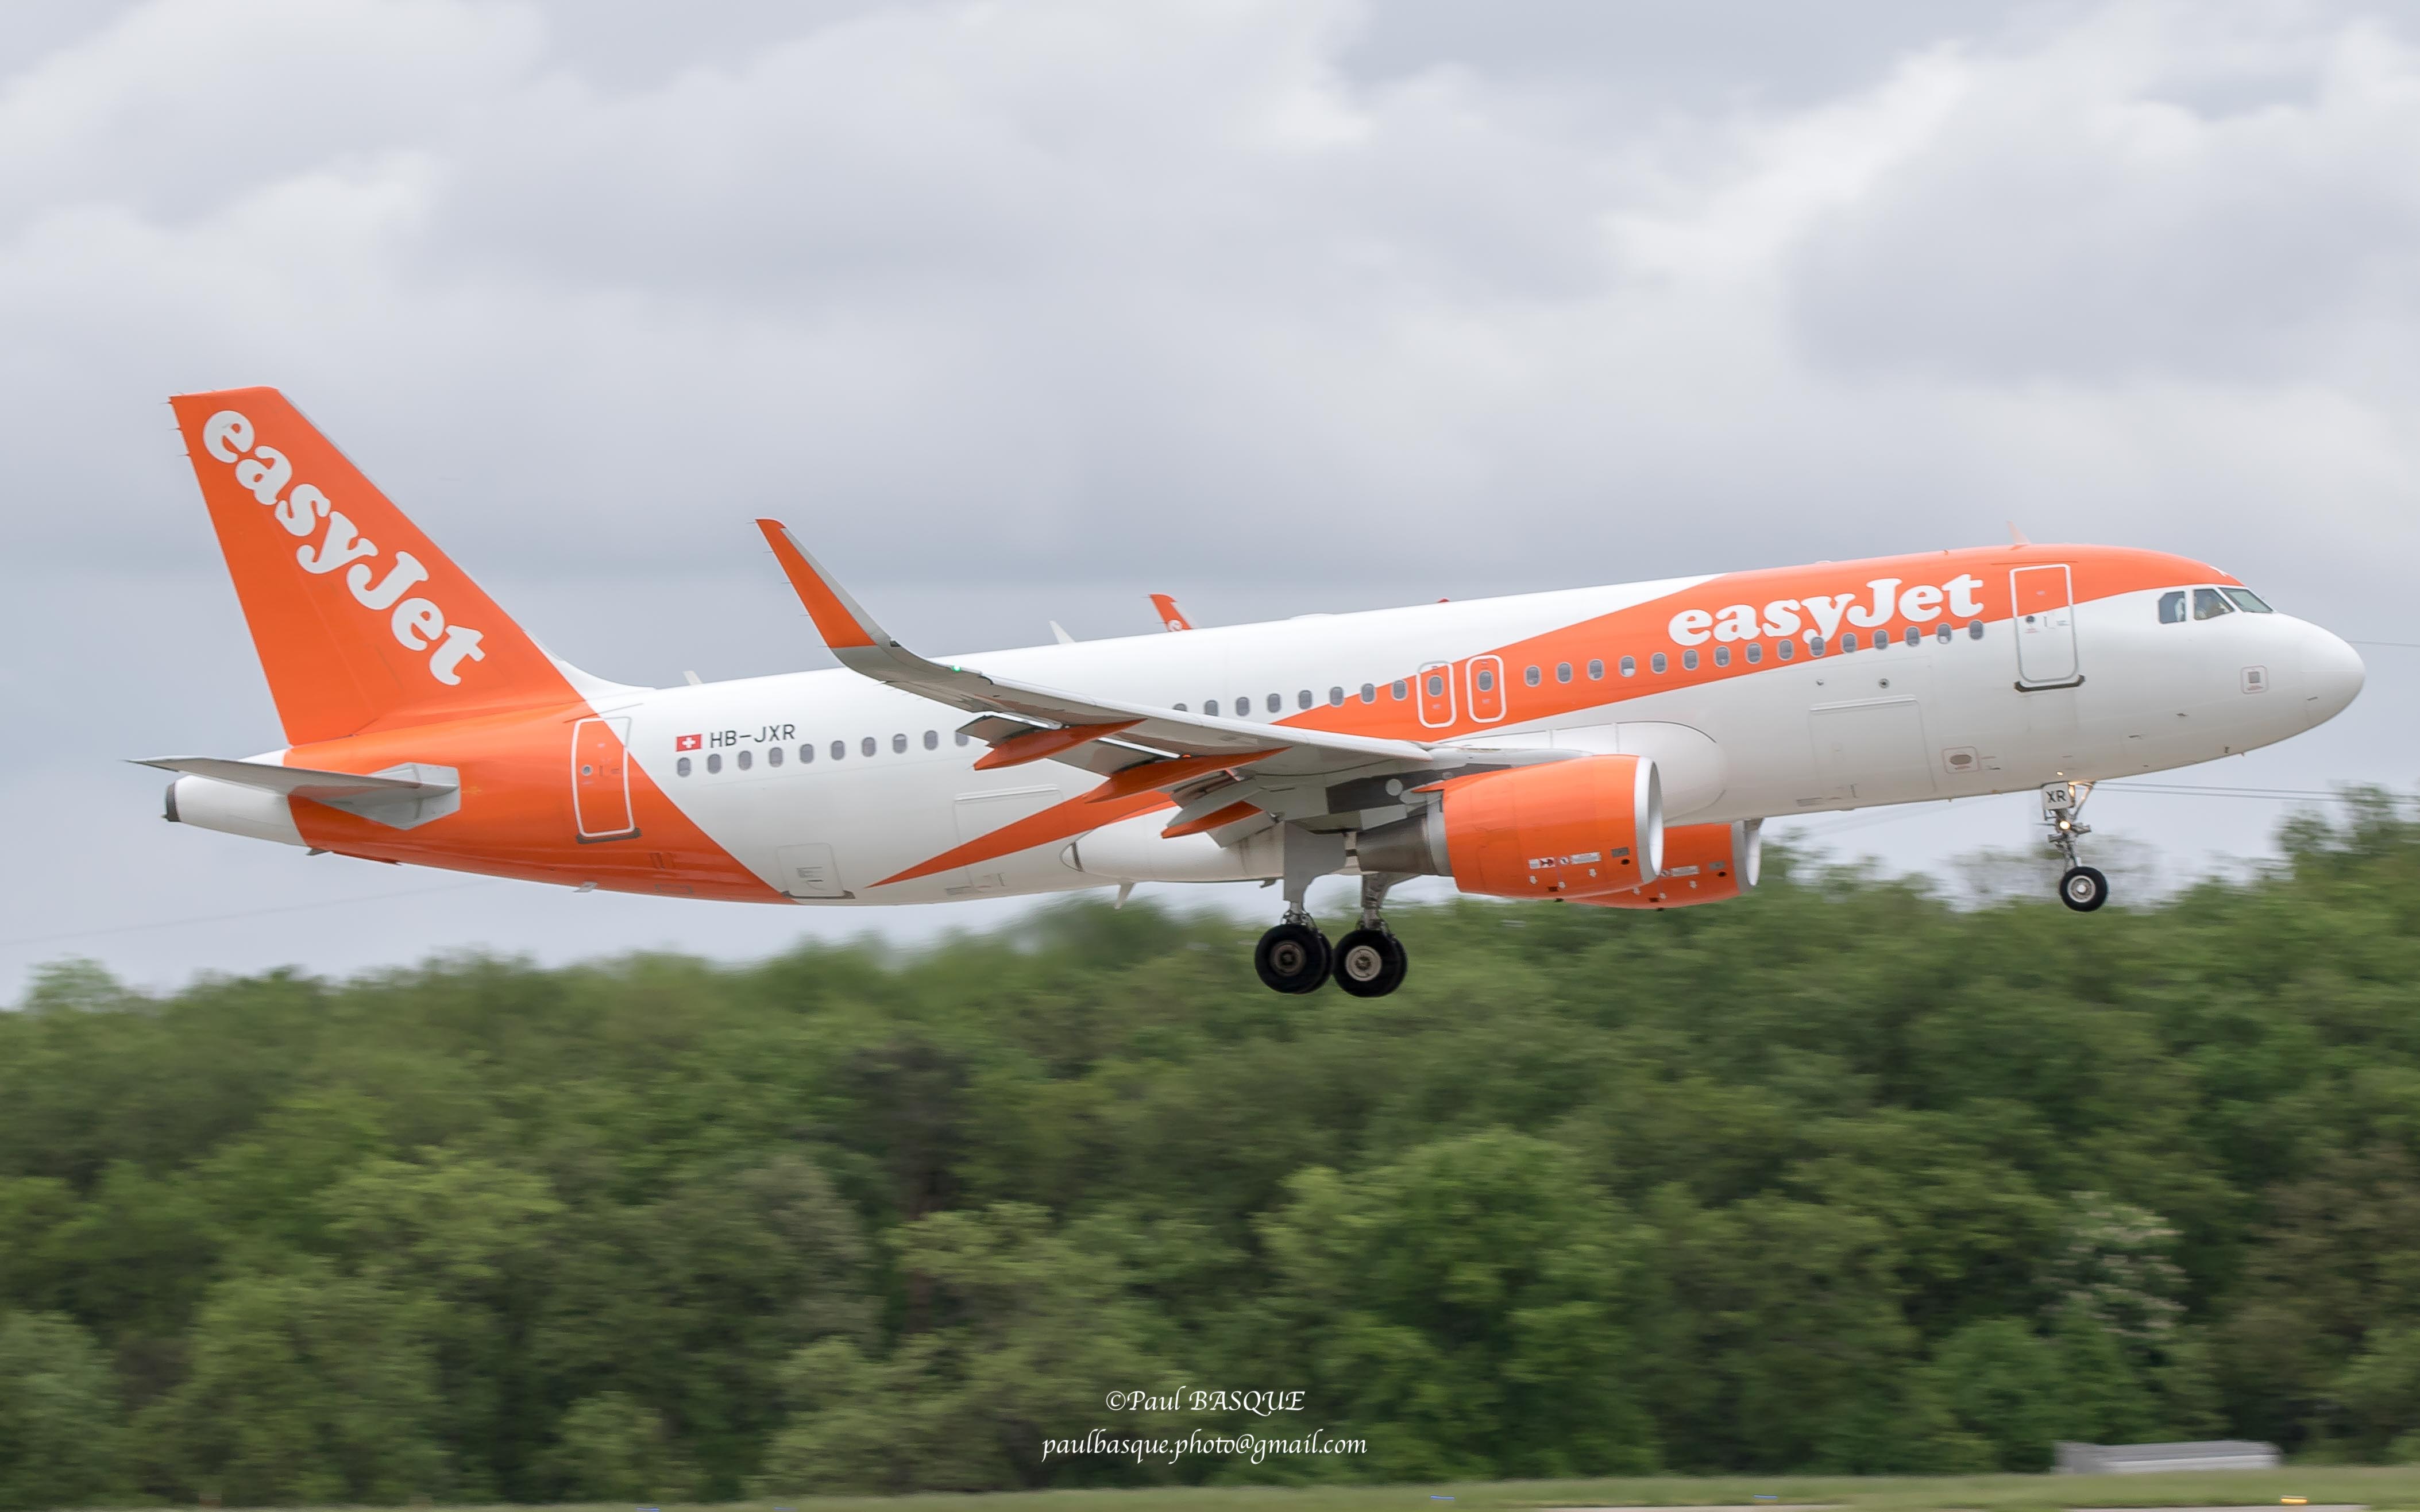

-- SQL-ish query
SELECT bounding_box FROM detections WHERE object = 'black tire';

[2059,865,2109,912]
[1254,921,1331,993]
[1331,928,1408,998]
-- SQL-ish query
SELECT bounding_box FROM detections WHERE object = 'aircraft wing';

[757,520,1441,780]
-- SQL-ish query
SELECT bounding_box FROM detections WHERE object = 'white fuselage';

[603,579,2359,904]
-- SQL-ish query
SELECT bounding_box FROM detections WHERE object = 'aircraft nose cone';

[2301,625,2365,725]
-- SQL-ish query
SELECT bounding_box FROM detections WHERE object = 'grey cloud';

[1787,7,2420,382]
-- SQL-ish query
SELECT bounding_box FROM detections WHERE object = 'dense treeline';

[6,801,2420,1503]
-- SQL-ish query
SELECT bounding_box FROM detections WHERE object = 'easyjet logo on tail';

[1668,574,1988,647]
[201,410,487,686]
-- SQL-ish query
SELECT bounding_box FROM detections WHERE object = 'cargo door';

[571,717,638,840]
[1809,696,1937,805]
[948,785,1066,894]
[775,842,848,898]
[2011,564,2080,687]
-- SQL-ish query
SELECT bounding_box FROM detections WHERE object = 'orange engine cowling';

[1582,819,1761,910]
[1356,755,1663,900]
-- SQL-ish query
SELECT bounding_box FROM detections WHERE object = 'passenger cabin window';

[1841,633,1859,651]
[1266,693,1282,714]
[800,744,815,763]
[1712,647,1730,667]
[1205,699,1219,716]
[1905,625,1921,646]
[707,753,721,774]
[1682,649,1699,670]
[1650,653,1668,673]
[1588,659,1604,679]
[1360,683,1376,703]
[737,749,752,771]
[1745,643,1762,664]
[1935,624,1952,643]
[1298,690,1313,709]
[768,746,783,767]
[1329,686,1344,706]
[954,731,970,745]
[1618,656,1634,676]
[2224,588,2274,613]
[1809,636,1825,655]
[1475,667,1495,692]
[923,730,938,750]
[1777,640,1794,660]
[1426,673,1446,697]
[831,740,845,761]
[677,756,692,777]
[2159,591,2186,623]
[893,734,908,753]
[2194,587,2234,620]
[1523,665,1541,686]
[1556,662,1572,683]
[861,736,877,757]
[1966,621,1983,639]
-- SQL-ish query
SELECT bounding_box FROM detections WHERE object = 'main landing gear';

[2044,780,2108,913]
[1253,868,1411,996]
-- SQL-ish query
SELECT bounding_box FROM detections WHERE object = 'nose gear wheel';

[2060,865,2109,912]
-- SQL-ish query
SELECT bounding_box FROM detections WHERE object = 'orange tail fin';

[171,386,578,745]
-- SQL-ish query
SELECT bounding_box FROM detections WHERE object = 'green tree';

[0,1312,123,1510]
[137,1262,444,1505]
[1923,1318,2066,1471]
[541,1393,694,1502]
[1259,1129,1654,1480]
[757,1203,1162,1492]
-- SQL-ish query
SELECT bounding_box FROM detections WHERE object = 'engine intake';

[1357,755,1663,899]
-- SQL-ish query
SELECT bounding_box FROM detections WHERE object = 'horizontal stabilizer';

[135,756,461,830]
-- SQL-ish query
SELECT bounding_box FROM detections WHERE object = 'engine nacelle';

[1581,819,1760,910]
[1358,755,1663,899]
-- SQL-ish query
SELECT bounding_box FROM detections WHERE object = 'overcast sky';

[5,0,2417,997]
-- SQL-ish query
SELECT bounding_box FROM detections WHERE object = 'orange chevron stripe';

[874,788,1175,887]
[877,751,1279,887]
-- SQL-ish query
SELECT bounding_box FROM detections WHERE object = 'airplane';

[144,387,2366,997]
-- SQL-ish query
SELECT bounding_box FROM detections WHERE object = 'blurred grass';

[383,1467,2420,1512]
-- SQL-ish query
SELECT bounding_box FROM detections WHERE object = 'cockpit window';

[2223,587,2274,614]
[2159,591,2186,624]
[2193,587,2234,620]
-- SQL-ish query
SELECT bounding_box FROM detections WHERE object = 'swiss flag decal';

[676,733,702,752]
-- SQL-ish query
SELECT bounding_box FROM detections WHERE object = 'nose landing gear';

[2044,780,2108,912]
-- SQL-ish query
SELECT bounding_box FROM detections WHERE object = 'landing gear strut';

[1332,873,1409,998]
[1252,833,1414,996]
[2044,781,2108,912]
